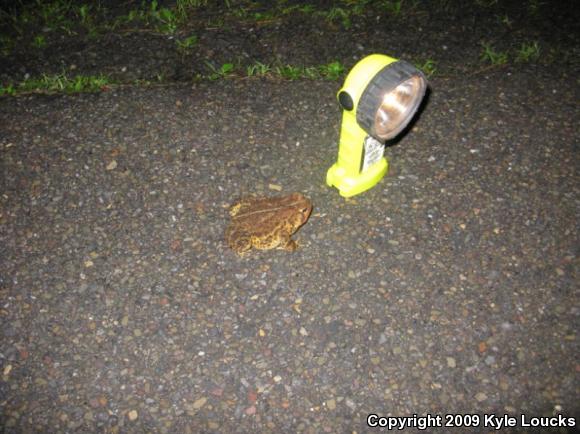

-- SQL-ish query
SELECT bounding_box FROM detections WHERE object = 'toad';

[225,192,312,255]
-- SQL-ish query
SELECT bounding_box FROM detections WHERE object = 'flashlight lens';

[374,75,426,140]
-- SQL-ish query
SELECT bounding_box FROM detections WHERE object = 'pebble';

[446,357,456,368]
[192,397,207,409]
[127,410,138,421]
[326,399,336,410]
[475,392,487,402]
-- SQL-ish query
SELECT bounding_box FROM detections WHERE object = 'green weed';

[303,66,319,79]
[498,13,512,27]
[149,1,178,33]
[246,62,271,77]
[36,0,75,34]
[381,0,403,16]
[273,62,345,81]
[318,61,345,80]
[275,65,304,80]
[297,4,316,14]
[415,59,437,76]
[176,35,198,51]
[2,73,111,95]
[323,7,351,29]
[75,4,100,37]
[515,41,540,63]
[0,84,17,96]
[480,42,508,65]
[205,62,235,80]
[32,35,47,48]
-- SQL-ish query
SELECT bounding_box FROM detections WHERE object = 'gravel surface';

[1,1,579,433]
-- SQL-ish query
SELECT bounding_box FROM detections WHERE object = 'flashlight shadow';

[385,87,431,148]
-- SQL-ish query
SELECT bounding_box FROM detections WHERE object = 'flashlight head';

[356,61,427,141]
[337,55,427,142]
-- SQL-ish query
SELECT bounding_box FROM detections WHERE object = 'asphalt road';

[1,1,578,433]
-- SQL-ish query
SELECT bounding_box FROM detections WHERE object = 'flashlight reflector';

[356,61,427,141]
[374,75,426,140]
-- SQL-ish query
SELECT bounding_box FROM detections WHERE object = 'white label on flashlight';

[361,136,384,172]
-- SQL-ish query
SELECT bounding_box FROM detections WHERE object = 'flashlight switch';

[338,91,354,111]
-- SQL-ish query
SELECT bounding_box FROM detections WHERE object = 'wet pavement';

[1,1,579,433]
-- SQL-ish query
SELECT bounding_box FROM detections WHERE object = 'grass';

[480,42,509,65]
[414,59,437,77]
[0,59,346,96]
[176,35,198,52]
[1,73,111,96]
[515,41,540,63]
[380,0,404,17]
[32,35,47,48]
[246,62,271,77]
[479,40,541,68]
[270,61,345,80]
[323,7,352,28]
[205,61,236,80]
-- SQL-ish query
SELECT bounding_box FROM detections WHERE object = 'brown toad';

[225,193,312,255]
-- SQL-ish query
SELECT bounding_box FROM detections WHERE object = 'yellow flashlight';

[326,54,427,197]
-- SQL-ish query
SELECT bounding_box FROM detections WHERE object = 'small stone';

[106,160,117,170]
[326,399,336,410]
[208,421,219,429]
[299,327,308,336]
[475,392,487,402]
[247,390,258,403]
[371,357,380,365]
[127,410,138,421]
[273,375,282,383]
[245,405,256,415]
[268,183,282,191]
[192,397,207,410]
[446,357,456,368]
